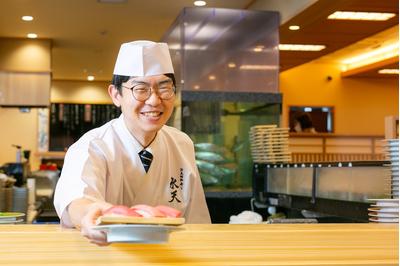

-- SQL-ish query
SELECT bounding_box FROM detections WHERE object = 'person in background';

[293,111,317,133]
[54,41,211,245]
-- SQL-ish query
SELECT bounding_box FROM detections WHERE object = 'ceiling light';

[239,65,278,70]
[194,1,206,6]
[21,16,33,21]
[253,45,264,52]
[87,75,95,81]
[327,11,396,21]
[228,63,236,68]
[279,44,326,51]
[27,33,37,39]
[340,42,399,76]
[378,69,399,74]
[342,43,398,68]
[289,25,300,30]
[208,75,216,80]
[193,85,200,90]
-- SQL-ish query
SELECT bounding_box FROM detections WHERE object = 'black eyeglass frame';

[122,80,176,102]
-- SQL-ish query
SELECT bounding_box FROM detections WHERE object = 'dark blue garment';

[138,150,153,172]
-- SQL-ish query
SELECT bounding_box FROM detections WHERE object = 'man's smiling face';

[111,74,175,145]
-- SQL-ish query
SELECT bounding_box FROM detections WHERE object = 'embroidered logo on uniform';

[169,168,183,203]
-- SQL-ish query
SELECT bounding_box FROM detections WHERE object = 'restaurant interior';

[0,0,398,224]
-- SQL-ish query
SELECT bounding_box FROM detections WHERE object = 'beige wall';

[0,108,40,168]
[280,61,399,135]
[0,38,52,170]
[0,38,51,72]
[51,80,111,104]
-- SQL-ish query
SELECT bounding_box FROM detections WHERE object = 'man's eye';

[159,85,173,91]
[134,86,148,93]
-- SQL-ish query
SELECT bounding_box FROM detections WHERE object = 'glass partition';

[162,7,282,190]
[162,7,280,93]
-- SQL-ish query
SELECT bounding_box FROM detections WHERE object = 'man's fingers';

[80,204,110,246]
[90,240,110,246]
[81,227,108,245]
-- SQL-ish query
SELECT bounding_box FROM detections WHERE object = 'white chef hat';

[113,40,174,76]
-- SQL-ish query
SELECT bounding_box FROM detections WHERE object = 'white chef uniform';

[54,114,211,227]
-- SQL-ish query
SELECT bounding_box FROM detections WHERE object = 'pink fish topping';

[155,205,182,218]
[103,205,141,217]
[130,204,166,218]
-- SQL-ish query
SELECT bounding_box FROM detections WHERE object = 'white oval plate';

[92,224,183,243]
[368,207,399,212]
[369,217,399,223]
[368,212,399,218]
[0,212,25,220]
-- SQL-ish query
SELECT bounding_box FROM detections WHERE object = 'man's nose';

[145,88,162,105]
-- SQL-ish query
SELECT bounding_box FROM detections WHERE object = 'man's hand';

[68,199,112,246]
[80,203,111,246]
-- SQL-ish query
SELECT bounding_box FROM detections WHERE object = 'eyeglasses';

[122,80,176,102]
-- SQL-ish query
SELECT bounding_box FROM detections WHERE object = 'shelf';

[35,151,66,159]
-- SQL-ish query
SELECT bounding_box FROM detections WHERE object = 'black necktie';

[139,149,153,173]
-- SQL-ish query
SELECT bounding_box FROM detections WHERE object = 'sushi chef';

[54,40,211,245]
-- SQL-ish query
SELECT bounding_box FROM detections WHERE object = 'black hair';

[295,112,314,130]
[111,73,176,94]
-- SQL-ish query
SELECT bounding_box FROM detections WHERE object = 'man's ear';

[108,85,121,107]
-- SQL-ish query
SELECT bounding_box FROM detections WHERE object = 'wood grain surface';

[0,223,397,266]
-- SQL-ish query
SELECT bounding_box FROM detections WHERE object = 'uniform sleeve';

[184,167,211,223]
[183,141,211,224]
[53,138,107,227]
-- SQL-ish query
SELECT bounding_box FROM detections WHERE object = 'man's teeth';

[143,112,160,117]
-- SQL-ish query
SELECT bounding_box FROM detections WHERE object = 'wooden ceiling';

[279,0,399,71]
[0,0,398,80]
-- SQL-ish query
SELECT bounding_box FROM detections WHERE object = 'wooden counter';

[0,223,398,265]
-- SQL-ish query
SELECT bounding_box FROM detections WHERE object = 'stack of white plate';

[0,212,25,224]
[368,199,399,223]
[249,125,291,163]
[383,139,399,199]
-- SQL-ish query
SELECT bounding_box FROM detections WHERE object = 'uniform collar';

[116,114,161,155]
